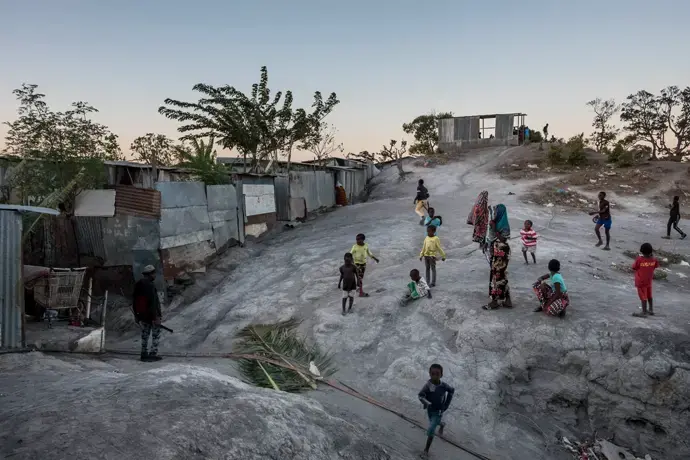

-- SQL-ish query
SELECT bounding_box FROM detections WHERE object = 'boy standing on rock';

[350,233,379,297]
[632,243,659,318]
[418,363,454,458]
[420,225,446,287]
[589,191,612,250]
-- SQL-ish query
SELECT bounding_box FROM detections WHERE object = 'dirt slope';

[3,146,689,460]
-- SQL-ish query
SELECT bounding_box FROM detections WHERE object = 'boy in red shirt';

[632,243,659,318]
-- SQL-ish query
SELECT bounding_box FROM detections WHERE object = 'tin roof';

[0,205,60,215]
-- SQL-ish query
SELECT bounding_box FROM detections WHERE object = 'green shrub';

[547,144,563,165]
[529,130,543,143]
[565,133,587,166]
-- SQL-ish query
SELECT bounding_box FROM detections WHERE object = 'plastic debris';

[527,164,539,169]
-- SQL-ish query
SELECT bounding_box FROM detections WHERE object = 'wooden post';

[85,277,93,320]
[99,290,108,353]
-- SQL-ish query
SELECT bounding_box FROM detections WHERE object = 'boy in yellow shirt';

[351,233,380,297]
[419,225,446,287]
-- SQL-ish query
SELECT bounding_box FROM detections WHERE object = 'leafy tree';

[158,66,338,173]
[2,83,122,203]
[347,150,378,163]
[529,130,543,143]
[402,111,453,155]
[175,136,230,185]
[304,123,343,166]
[565,133,587,166]
[130,133,176,166]
[620,90,665,160]
[586,98,620,153]
[657,86,690,160]
[379,139,408,176]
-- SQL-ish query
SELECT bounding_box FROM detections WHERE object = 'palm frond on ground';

[235,318,337,392]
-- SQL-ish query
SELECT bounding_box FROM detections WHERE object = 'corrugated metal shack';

[217,156,379,222]
[1,205,60,349]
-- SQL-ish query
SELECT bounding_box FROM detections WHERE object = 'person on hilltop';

[662,195,687,240]
[414,179,430,225]
[543,123,549,140]
[350,233,379,297]
[133,265,163,362]
[589,191,612,250]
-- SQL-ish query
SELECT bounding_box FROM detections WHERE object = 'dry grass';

[611,260,669,280]
[622,249,686,267]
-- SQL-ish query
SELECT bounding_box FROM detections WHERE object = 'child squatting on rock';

[418,363,454,458]
[402,269,432,305]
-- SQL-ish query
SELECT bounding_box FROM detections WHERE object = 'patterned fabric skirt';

[532,281,569,316]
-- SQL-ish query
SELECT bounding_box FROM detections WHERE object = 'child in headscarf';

[470,191,489,243]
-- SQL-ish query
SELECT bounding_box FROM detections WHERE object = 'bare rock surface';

[3,147,690,459]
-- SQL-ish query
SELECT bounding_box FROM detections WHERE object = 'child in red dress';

[632,243,659,318]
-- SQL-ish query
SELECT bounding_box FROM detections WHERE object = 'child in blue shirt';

[424,207,443,234]
[418,363,454,458]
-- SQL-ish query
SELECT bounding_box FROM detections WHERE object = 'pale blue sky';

[1,0,688,160]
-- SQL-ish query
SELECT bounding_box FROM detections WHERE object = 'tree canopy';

[402,112,453,155]
[130,133,177,166]
[2,83,122,202]
[586,98,620,153]
[158,66,339,172]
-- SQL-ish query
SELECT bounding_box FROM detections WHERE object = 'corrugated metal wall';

[74,216,107,261]
[156,182,214,278]
[115,185,161,218]
[206,184,240,251]
[273,175,290,221]
[289,170,335,212]
[0,210,23,348]
[439,118,454,144]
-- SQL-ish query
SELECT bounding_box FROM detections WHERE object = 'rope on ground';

[4,347,494,460]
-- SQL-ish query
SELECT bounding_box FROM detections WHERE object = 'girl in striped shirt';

[520,220,538,264]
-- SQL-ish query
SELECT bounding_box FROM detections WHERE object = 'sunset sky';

[1,0,688,161]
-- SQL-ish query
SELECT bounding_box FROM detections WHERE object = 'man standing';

[414,179,430,225]
[543,123,549,141]
[589,191,612,250]
[133,265,163,362]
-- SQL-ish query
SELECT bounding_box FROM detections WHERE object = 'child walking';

[662,196,687,239]
[632,243,659,318]
[350,233,379,297]
[419,225,446,287]
[519,219,538,264]
[338,253,359,316]
[418,363,455,458]
[403,269,432,304]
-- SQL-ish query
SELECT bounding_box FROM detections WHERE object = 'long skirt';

[532,281,570,316]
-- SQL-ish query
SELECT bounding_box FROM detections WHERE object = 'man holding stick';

[133,265,163,362]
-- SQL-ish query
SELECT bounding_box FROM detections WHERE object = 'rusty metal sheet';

[161,240,215,279]
[114,185,161,218]
[74,216,106,260]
